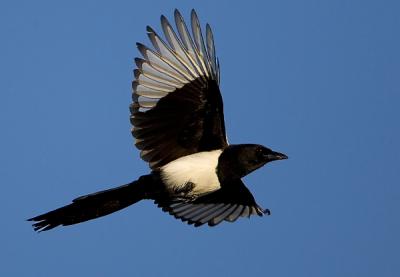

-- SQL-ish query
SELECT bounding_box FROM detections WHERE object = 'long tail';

[28,175,155,232]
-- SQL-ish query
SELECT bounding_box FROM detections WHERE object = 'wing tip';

[190,9,197,18]
[174,8,181,17]
[146,25,155,33]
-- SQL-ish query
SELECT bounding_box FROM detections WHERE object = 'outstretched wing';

[155,180,269,227]
[131,9,227,169]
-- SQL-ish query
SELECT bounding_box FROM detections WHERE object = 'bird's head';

[217,144,288,181]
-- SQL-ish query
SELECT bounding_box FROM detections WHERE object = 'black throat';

[217,144,266,183]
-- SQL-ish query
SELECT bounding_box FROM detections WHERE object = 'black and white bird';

[29,9,287,231]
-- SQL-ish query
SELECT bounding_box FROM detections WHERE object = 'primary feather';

[131,9,227,169]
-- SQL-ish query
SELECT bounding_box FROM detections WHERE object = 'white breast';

[160,150,223,196]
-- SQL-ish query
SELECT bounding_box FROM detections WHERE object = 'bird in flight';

[29,9,287,232]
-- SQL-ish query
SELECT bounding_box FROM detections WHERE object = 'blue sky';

[1,0,399,276]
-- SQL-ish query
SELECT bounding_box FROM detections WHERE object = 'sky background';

[1,0,399,276]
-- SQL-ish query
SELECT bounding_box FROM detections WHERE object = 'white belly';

[160,150,223,196]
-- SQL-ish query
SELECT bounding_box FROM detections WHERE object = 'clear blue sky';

[1,0,399,276]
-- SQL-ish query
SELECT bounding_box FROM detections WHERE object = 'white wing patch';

[160,150,222,196]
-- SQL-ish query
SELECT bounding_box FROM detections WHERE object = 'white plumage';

[160,150,222,196]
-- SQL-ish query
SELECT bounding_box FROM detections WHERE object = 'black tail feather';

[28,175,154,232]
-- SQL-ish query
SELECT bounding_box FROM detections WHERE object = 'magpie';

[28,9,287,232]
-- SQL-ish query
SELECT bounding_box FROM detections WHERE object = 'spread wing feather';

[155,180,269,227]
[131,9,227,169]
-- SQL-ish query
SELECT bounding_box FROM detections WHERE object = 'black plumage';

[28,9,287,232]
[132,77,226,169]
